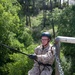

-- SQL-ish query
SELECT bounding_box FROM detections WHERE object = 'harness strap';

[38,61,52,71]
[38,61,52,67]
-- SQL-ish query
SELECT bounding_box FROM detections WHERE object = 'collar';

[41,44,52,50]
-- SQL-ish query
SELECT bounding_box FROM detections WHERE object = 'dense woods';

[0,0,75,75]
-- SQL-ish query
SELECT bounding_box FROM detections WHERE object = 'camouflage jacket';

[34,44,55,69]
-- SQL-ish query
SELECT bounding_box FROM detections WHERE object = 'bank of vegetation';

[0,0,75,75]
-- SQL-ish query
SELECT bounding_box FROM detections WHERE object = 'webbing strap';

[38,61,52,67]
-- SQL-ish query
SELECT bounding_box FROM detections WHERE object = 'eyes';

[41,39,49,41]
[41,36,50,42]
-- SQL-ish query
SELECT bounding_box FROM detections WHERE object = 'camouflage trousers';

[28,66,53,75]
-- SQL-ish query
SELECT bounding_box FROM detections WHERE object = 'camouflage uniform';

[28,44,55,75]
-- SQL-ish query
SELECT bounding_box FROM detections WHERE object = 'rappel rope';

[55,52,64,75]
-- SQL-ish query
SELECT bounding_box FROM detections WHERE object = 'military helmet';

[41,32,51,39]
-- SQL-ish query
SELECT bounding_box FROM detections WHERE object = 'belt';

[38,61,52,67]
[38,62,52,72]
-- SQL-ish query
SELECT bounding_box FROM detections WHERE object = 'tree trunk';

[32,0,35,15]
[52,19,55,38]
[29,16,31,27]
[43,0,46,27]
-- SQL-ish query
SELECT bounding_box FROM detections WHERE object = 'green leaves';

[58,5,75,75]
[0,0,22,74]
[18,28,33,47]
[58,6,75,36]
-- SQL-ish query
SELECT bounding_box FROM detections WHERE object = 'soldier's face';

[41,36,50,46]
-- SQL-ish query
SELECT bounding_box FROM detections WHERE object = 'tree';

[0,0,21,74]
[58,5,75,75]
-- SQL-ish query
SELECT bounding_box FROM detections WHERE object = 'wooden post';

[57,36,75,44]
[54,37,60,75]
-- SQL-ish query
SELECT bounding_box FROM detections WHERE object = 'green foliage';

[0,0,35,74]
[58,6,75,36]
[0,0,75,75]
[32,26,42,42]
[0,0,22,74]
[18,28,33,47]
[73,73,75,75]
[7,53,29,75]
[58,5,75,75]
[27,44,38,54]
[31,12,43,27]
[5,43,37,75]
[48,8,62,25]
[61,55,71,75]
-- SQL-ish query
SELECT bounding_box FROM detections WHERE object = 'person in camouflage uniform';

[28,32,56,75]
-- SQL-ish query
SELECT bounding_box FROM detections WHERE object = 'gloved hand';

[28,54,37,60]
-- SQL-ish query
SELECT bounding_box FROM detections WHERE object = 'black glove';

[28,54,37,60]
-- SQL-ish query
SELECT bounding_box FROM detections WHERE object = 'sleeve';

[37,46,56,64]
[34,47,38,54]
[34,45,41,55]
